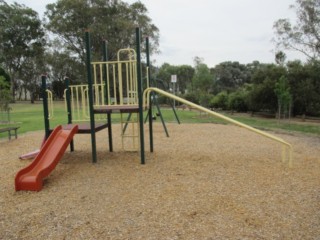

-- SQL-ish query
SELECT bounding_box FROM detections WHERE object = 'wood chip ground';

[0,123,319,239]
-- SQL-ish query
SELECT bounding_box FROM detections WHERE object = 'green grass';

[154,108,320,136]
[0,101,319,139]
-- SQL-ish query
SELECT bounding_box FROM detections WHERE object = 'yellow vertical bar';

[93,64,97,85]
[126,62,129,104]
[81,86,85,120]
[85,87,89,119]
[118,61,123,105]
[133,62,138,104]
[93,65,98,106]
[113,64,117,105]
[93,64,98,109]
[75,86,80,120]
[132,61,136,104]
[107,63,111,105]
[71,87,75,120]
[100,63,105,105]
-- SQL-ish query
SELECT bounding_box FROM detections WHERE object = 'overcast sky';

[7,0,306,67]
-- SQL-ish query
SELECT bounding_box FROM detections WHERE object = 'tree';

[275,51,287,65]
[248,64,287,113]
[192,57,214,94]
[228,87,250,112]
[0,76,12,121]
[155,63,176,90]
[287,60,320,117]
[0,1,46,100]
[0,67,10,87]
[45,0,159,67]
[45,39,86,99]
[210,91,228,110]
[175,65,194,94]
[212,61,250,93]
[274,75,291,120]
[273,0,320,60]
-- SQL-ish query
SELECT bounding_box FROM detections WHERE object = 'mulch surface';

[1,123,319,239]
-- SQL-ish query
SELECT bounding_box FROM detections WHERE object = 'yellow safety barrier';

[143,87,293,167]
[90,48,138,107]
[65,48,139,122]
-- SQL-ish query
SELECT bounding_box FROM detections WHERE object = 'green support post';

[103,40,113,152]
[136,27,145,164]
[65,77,74,152]
[85,30,97,163]
[146,36,154,152]
[41,75,50,140]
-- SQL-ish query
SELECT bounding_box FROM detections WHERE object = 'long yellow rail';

[143,87,293,167]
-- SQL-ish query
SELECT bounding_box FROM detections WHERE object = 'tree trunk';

[30,91,34,104]
[24,87,27,101]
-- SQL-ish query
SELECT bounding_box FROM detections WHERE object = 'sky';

[6,0,306,67]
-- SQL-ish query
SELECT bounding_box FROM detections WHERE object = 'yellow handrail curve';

[143,87,293,167]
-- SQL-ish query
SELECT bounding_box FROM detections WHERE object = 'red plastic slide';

[15,125,78,191]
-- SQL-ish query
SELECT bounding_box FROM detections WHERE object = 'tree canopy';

[45,0,159,63]
[273,0,320,60]
[0,1,46,99]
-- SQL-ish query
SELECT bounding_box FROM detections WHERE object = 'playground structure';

[15,27,293,191]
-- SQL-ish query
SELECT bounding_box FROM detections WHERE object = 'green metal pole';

[146,36,154,152]
[103,40,113,152]
[136,27,145,164]
[85,30,97,163]
[65,77,74,152]
[41,75,50,139]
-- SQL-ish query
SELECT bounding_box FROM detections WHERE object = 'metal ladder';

[120,113,139,151]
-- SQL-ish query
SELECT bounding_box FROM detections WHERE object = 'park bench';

[0,126,20,140]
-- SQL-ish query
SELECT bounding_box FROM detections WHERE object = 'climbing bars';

[143,87,293,167]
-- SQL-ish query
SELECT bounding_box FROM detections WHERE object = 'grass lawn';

[0,101,319,139]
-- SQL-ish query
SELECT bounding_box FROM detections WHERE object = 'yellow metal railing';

[64,48,139,121]
[90,48,138,107]
[143,87,293,167]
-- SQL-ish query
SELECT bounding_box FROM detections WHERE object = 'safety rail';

[91,48,138,106]
[143,87,293,167]
[64,84,89,121]
[63,49,138,121]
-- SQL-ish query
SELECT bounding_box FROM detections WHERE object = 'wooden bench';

[0,127,20,140]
